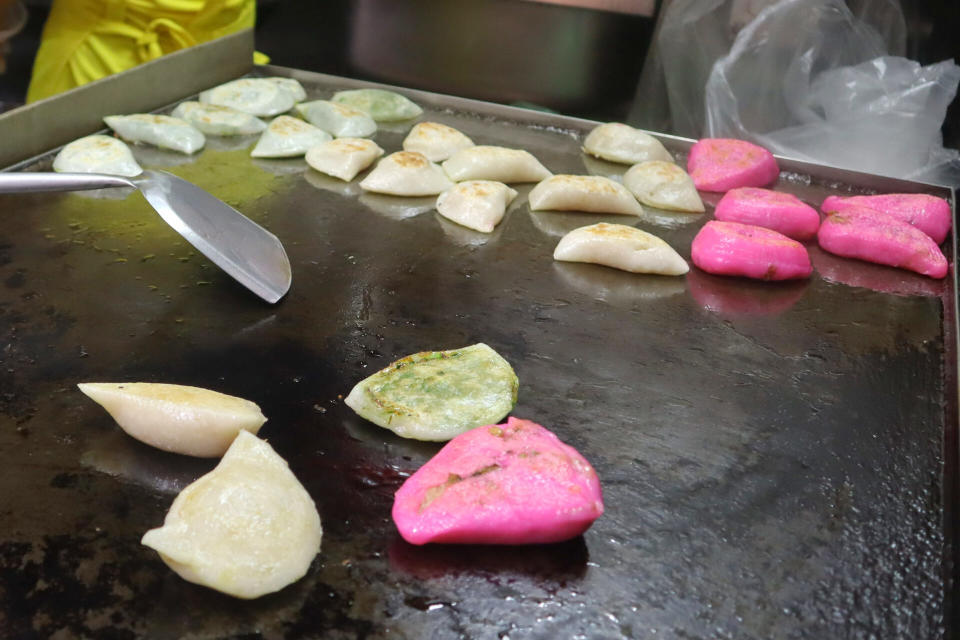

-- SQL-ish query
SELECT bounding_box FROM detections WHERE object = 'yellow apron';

[27,0,267,102]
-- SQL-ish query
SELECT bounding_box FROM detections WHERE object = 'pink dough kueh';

[817,205,948,279]
[821,193,952,244]
[686,138,780,192]
[714,187,820,241]
[392,417,604,545]
[691,220,812,281]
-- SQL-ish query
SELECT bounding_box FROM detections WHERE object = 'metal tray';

[1,65,957,639]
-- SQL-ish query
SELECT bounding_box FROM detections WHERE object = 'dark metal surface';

[0,69,957,639]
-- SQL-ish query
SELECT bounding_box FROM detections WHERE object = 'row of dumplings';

[51,76,712,279]
[304,120,708,276]
[52,77,425,175]
[53,76,952,284]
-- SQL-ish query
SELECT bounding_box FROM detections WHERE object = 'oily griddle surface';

[0,75,953,639]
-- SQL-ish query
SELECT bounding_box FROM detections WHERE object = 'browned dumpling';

[529,175,643,216]
[403,122,475,162]
[553,223,688,275]
[442,146,551,183]
[623,161,704,212]
[436,180,518,232]
[306,138,384,181]
[360,151,454,196]
[582,122,673,165]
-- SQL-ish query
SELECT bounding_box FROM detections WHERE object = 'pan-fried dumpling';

[267,77,307,102]
[345,343,518,441]
[171,101,267,136]
[53,135,142,177]
[199,78,295,117]
[305,138,384,181]
[442,146,552,183]
[436,180,518,233]
[77,382,267,458]
[141,431,322,599]
[623,161,704,213]
[331,88,423,122]
[554,223,689,275]
[529,175,643,216]
[295,100,377,138]
[104,114,205,154]
[402,122,475,162]
[250,116,332,158]
[582,123,673,165]
[360,151,454,196]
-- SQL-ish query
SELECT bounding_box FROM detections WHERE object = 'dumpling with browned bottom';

[53,135,142,176]
[77,382,267,457]
[199,78,296,117]
[529,175,643,216]
[583,122,673,165]
[141,431,322,599]
[553,223,689,275]
[251,116,331,158]
[403,122,475,162]
[623,161,704,213]
[360,151,454,196]
[345,343,518,441]
[171,102,266,136]
[296,100,377,138]
[436,180,518,233]
[306,138,384,181]
[442,146,551,183]
[104,114,205,154]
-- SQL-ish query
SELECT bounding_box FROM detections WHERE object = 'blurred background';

[0,0,957,146]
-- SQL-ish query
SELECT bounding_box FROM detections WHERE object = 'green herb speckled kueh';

[344,343,518,441]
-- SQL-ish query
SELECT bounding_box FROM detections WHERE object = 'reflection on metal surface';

[529,209,641,237]
[388,534,590,579]
[554,261,687,305]
[204,134,258,153]
[358,192,436,220]
[636,206,704,229]
[435,211,504,247]
[581,154,627,182]
[686,266,809,316]
[80,429,214,495]
[810,245,945,298]
[132,146,198,168]
[69,186,137,201]
[303,169,362,198]
[252,157,310,176]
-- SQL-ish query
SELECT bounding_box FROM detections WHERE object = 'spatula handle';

[0,172,135,194]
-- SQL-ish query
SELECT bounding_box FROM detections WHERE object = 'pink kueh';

[817,205,948,279]
[821,193,951,245]
[687,138,779,192]
[691,220,812,281]
[392,417,604,545]
[714,187,820,241]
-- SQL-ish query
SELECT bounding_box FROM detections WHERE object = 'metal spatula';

[0,170,292,303]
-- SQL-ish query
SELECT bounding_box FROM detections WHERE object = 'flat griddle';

[0,65,957,639]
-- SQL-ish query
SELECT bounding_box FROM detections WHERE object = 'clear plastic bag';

[703,0,960,181]
[637,0,906,139]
